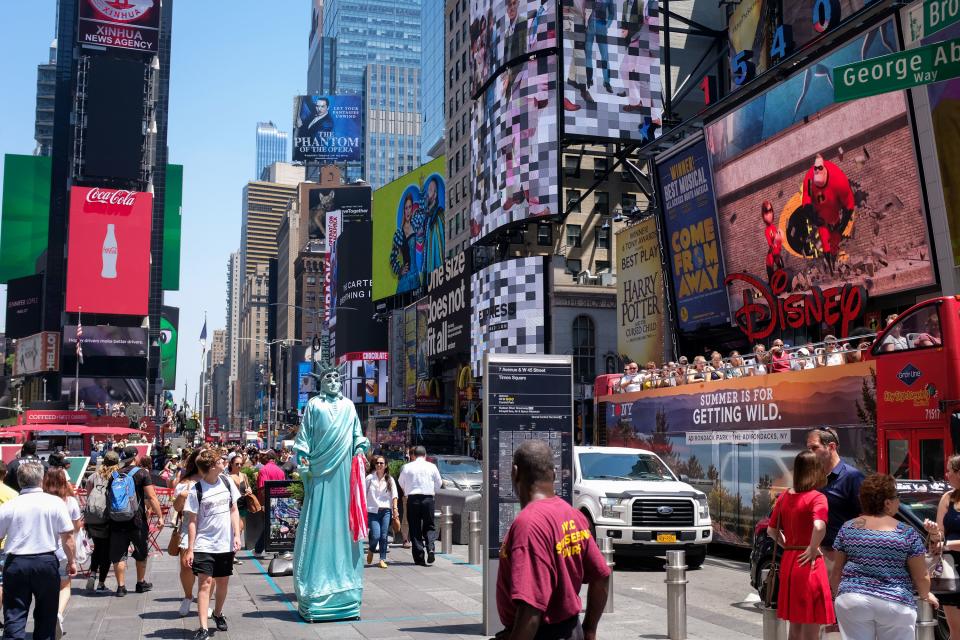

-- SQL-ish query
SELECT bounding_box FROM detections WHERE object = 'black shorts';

[192,551,235,578]
[108,522,149,563]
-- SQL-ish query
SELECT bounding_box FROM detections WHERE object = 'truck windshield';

[579,452,676,481]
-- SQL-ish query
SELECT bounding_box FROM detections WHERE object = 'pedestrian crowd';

[767,426,956,640]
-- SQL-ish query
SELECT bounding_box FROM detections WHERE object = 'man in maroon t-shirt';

[496,440,610,640]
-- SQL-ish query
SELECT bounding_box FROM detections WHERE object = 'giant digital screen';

[5,274,43,340]
[77,0,161,53]
[0,155,51,283]
[65,186,152,316]
[84,56,146,181]
[469,0,557,97]
[342,355,388,405]
[327,186,388,359]
[161,306,179,390]
[471,55,559,244]
[292,95,363,163]
[60,377,147,405]
[705,22,935,340]
[372,157,446,301]
[63,325,147,358]
[300,184,334,250]
[162,164,183,291]
[561,0,663,142]
[470,256,547,375]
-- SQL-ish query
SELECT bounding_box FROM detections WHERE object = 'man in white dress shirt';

[0,462,76,640]
[398,446,442,566]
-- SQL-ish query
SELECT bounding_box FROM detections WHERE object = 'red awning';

[0,425,147,436]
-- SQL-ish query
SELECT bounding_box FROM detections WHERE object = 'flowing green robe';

[293,392,370,621]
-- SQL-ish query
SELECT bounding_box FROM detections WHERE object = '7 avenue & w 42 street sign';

[834,36,960,102]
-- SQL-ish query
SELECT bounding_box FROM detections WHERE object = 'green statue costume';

[293,366,370,621]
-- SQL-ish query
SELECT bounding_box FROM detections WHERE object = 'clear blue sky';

[0,1,308,410]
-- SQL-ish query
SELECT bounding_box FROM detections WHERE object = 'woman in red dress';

[767,450,836,640]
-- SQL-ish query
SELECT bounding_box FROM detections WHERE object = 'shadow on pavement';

[398,622,485,635]
[143,629,192,639]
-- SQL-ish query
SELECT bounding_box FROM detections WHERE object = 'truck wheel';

[686,549,706,570]
[582,511,596,539]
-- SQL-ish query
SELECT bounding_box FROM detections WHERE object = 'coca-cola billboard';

[66,186,152,315]
[78,0,161,53]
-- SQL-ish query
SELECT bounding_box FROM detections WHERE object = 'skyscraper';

[444,0,471,257]
[420,0,444,162]
[364,64,422,188]
[240,163,304,277]
[255,122,289,179]
[226,251,241,420]
[34,39,57,157]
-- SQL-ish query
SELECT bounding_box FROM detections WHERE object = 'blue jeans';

[368,508,392,561]
[585,17,611,85]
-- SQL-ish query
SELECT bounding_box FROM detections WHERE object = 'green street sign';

[834,36,960,102]
[908,0,960,43]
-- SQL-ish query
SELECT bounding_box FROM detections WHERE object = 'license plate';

[656,533,677,543]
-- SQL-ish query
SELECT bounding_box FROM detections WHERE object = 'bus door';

[870,299,953,478]
[882,427,944,480]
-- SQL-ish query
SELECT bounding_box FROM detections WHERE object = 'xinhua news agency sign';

[834,36,960,102]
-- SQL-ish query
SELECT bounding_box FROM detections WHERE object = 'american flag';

[76,321,84,364]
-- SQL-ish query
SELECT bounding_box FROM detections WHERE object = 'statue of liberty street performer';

[293,361,370,621]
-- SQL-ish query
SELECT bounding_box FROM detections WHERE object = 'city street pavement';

[54,531,766,639]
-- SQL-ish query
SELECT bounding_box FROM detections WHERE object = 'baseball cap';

[121,445,139,462]
[678,356,689,364]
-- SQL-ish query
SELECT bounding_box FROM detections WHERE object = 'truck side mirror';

[680,474,690,482]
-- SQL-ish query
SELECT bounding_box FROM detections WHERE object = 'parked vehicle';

[434,455,482,492]
[573,446,712,568]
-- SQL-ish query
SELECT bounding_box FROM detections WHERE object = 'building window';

[566,224,581,248]
[595,226,610,250]
[594,191,609,215]
[621,193,636,211]
[593,156,608,179]
[537,224,552,246]
[566,258,582,275]
[566,190,581,213]
[596,260,611,272]
[564,155,580,178]
[572,315,596,383]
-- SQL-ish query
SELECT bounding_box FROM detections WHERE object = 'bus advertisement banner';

[616,218,668,367]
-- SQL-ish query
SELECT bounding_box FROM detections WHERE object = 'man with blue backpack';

[108,446,163,597]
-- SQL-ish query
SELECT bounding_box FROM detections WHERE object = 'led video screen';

[561,0,663,141]
[470,55,559,243]
[63,325,148,358]
[705,22,935,328]
[469,0,557,97]
[84,56,146,181]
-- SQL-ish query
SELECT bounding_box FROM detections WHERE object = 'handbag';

[245,492,263,514]
[928,545,958,580]
[74,528,91,565]
[761,511,781,608]
[167,515,182,556]
[391,514,402,535]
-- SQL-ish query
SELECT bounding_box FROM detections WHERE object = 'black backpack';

[194,474,235,519]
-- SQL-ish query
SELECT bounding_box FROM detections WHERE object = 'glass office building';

[420,0,444,163]
[255,122,288,179]
[365,64,421,189]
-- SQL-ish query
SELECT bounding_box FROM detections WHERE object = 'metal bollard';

[468,511,482,565]
[599,536,615,613]
[665,550,688,640]
[440,505,454,554]
[761,606,787,640]
[916,596,937,640]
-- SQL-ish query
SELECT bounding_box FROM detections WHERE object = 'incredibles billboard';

[292,95,363,163]
[706,22,935,342]
[656,138,730,332]
[372,157,446,301]
[78,0,161,53]
[65,186,153,316]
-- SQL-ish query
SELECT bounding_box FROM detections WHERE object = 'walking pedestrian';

[766,450,835,640]
[495,440,610,639]
[398,446,441,566]
[0,462,76,640]
[4,441,47,493]
[108,445,163,597]
[84,451,119,593]
[806,427,864,574]
[43,458,82,639]
[829,473,938,639]
[0,462,19,624]
[173,450,203,617]
[932,454,960,636]
[183,449,242,640]
[227,454,254,565]
[253,450,286,558]
[365,455,398,568]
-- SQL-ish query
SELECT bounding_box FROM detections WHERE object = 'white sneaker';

[56,614,64,639]
[208,607,214,618]
[178,597,192,617]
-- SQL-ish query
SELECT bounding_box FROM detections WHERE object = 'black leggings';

[89,535,111,583]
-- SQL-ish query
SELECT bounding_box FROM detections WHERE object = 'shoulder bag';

[761,511,781,608]
[167,513,182,556]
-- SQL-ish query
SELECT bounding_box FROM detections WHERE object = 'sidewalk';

[57,532,763,639]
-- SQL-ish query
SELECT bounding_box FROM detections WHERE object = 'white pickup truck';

[574,446,712,568]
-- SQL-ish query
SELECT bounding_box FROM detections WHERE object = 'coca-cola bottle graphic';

[101,224,118,279]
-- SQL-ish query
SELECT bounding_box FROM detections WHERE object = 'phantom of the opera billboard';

[704,21,935,342]
[292,95,363,163]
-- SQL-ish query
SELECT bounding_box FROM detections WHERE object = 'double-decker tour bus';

[595,296,960,546]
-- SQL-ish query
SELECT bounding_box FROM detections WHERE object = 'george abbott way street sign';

[834,36,960,102]
[907,0,960,44]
